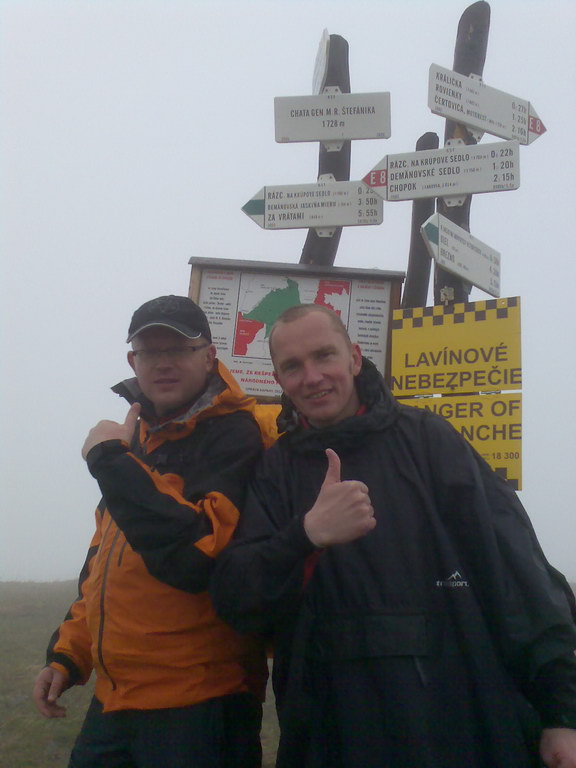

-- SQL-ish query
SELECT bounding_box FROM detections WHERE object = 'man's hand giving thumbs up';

[303,448,376,548]
[81,403,141,460]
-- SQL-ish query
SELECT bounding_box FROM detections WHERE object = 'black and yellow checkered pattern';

[392,297,519,331]
[494,466,518,490]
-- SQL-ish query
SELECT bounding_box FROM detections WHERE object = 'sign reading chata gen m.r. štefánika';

[274,91,391,143]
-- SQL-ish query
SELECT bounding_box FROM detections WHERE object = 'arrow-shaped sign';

[242,180,383,230]
[363,140,520,201]
[429,64,546,145]
[421,213,501,297]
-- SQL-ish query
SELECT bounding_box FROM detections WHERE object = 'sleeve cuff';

[86,439,129,471]
[288,514,321,556]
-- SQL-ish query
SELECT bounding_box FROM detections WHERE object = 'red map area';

[234,313,265,355]
[315,280,350,314]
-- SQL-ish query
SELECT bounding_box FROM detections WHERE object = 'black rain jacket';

[212,358,576,768]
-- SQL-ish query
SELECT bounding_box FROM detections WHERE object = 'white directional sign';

[275,92,391,143]
[242,180,383,230]
[312,29,330,95]
[429,64,546,145]
[421,213,501,297]
[363,139,520,201]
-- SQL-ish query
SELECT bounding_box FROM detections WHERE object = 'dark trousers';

[68,693,262,768]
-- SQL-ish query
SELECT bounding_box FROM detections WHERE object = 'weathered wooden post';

[300,34,351,266]
[434,0,491,304]
[401,132,439,308]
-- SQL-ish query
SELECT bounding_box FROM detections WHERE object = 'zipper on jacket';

[97,526,122,691]
[414,656,429,686]
[117,539,128,568]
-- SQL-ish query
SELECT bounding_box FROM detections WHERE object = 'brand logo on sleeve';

[436,570,469,588]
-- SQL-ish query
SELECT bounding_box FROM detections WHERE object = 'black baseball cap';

[127,295,212,343]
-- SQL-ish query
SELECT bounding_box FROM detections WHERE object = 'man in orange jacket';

[33,295,269,768]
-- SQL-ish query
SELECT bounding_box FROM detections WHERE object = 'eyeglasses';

[132,344,210,365]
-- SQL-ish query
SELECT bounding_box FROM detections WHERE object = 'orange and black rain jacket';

[46,360,273,712]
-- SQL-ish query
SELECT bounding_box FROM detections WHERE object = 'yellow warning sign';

[398,393,522,490]
[391,297,521,397]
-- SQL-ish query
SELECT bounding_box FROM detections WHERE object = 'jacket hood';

[277,357,400,453]
[111,359,257,435]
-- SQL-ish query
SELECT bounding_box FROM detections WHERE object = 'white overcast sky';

[1,0,575,582]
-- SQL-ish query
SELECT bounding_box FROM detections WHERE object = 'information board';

[188,258,404,399]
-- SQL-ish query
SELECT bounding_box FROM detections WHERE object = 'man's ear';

[351,343,362,376]
[205,344,217,371]
[127,350,136,372]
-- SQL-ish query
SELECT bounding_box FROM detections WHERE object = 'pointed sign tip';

[528,110,546,142]
[242,197,265,217]
[422,221,439,246]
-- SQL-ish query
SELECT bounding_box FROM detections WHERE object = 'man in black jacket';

[213,303,576,768]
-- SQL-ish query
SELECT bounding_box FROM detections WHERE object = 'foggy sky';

[1,0,575,582]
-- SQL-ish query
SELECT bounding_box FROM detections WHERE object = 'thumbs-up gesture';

[81,403,141,460]
[303,448,376,548]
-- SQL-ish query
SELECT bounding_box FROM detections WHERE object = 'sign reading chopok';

[363,140,520,201]
[189,257,404,399]
[391,297,522,488]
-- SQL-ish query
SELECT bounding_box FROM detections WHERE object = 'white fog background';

[1,0,575,583]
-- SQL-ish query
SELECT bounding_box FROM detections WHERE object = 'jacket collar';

[111,359,256,435]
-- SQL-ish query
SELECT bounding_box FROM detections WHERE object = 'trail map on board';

[198,269,391,397]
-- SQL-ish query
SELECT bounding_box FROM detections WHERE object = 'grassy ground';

[2,579,574,767]
[0,581,279,768]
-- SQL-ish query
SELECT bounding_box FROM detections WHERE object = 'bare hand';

[304,449,375,548]
[540,728,576,768]
[33,666,68,718]
[82,403,141,460]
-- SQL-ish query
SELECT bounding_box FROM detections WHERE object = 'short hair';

[268,304,351,360]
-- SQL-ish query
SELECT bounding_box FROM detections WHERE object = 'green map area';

[243,278,301,337]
